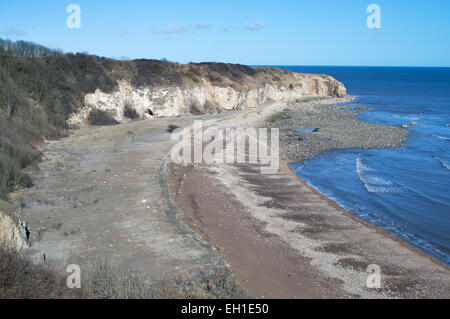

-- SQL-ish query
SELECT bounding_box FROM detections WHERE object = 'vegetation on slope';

[0,246,246,299]
[0,39,117,198]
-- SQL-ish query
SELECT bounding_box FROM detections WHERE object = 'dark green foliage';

[132,59,183,87]
[123,104,140,120]
[186,73,201,83]
[87,109,119,126]
[166,124,180,133]
[186,67,201,83]
[0,39,119,198]
[198,62,256,79]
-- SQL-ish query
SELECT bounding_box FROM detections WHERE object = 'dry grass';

[0,246,247,299]
[0,247,85,299]
[83,262,247,299]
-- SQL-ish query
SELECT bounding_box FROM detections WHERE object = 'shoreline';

[168,97,450,298]
[261,97,449,267]
[266,97,408,163]
[273,99,448,267]
[290,165,450,270]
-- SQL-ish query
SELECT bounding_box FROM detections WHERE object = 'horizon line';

[257,64,450,68]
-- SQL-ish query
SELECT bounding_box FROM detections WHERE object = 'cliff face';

[0,38,346,128]
[0,211,26,252]
[69,72,346,125]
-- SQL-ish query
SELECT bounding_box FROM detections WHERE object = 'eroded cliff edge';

[69,64,346,124]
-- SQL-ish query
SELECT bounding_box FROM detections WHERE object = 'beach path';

[16,114,233,278]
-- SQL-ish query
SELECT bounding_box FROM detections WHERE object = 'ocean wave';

[434,156,450,170]
[356,155,399,193]
[403,116,420,121]
[391,114,420,121]
[292,164,304,174]
[434,134,450,141]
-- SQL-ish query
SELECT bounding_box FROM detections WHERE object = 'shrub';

[0,244,247,299]
[85,263,247,299]
[0,247,85,298]
[166,125,180,133]
[87,109,119,126]
[0,39,120,199]
[123,105,140,120]
[187,73,201,83]
[189,101,204,115]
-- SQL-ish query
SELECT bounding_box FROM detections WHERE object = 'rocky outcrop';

[0,204,45,264]
[69,72,346,125]
[0,211,27,252]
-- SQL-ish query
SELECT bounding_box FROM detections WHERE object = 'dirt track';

[16,114,232,278]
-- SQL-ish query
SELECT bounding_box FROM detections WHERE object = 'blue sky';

[0,0,449,66]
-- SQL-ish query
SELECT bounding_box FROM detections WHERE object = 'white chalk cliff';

[68,71,346,125]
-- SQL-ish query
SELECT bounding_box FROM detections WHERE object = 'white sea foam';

[434,134,450,141]
[434,156,450,171]
[292,164,304,175]
[356,155,398,193]
[391,114,420,121]
[403,116,420,121]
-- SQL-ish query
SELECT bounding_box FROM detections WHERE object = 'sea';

[273,66,450,265]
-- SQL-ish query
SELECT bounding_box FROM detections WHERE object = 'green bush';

[123,105,140,120]
[87,109,119,126]
[0,39,119,199]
